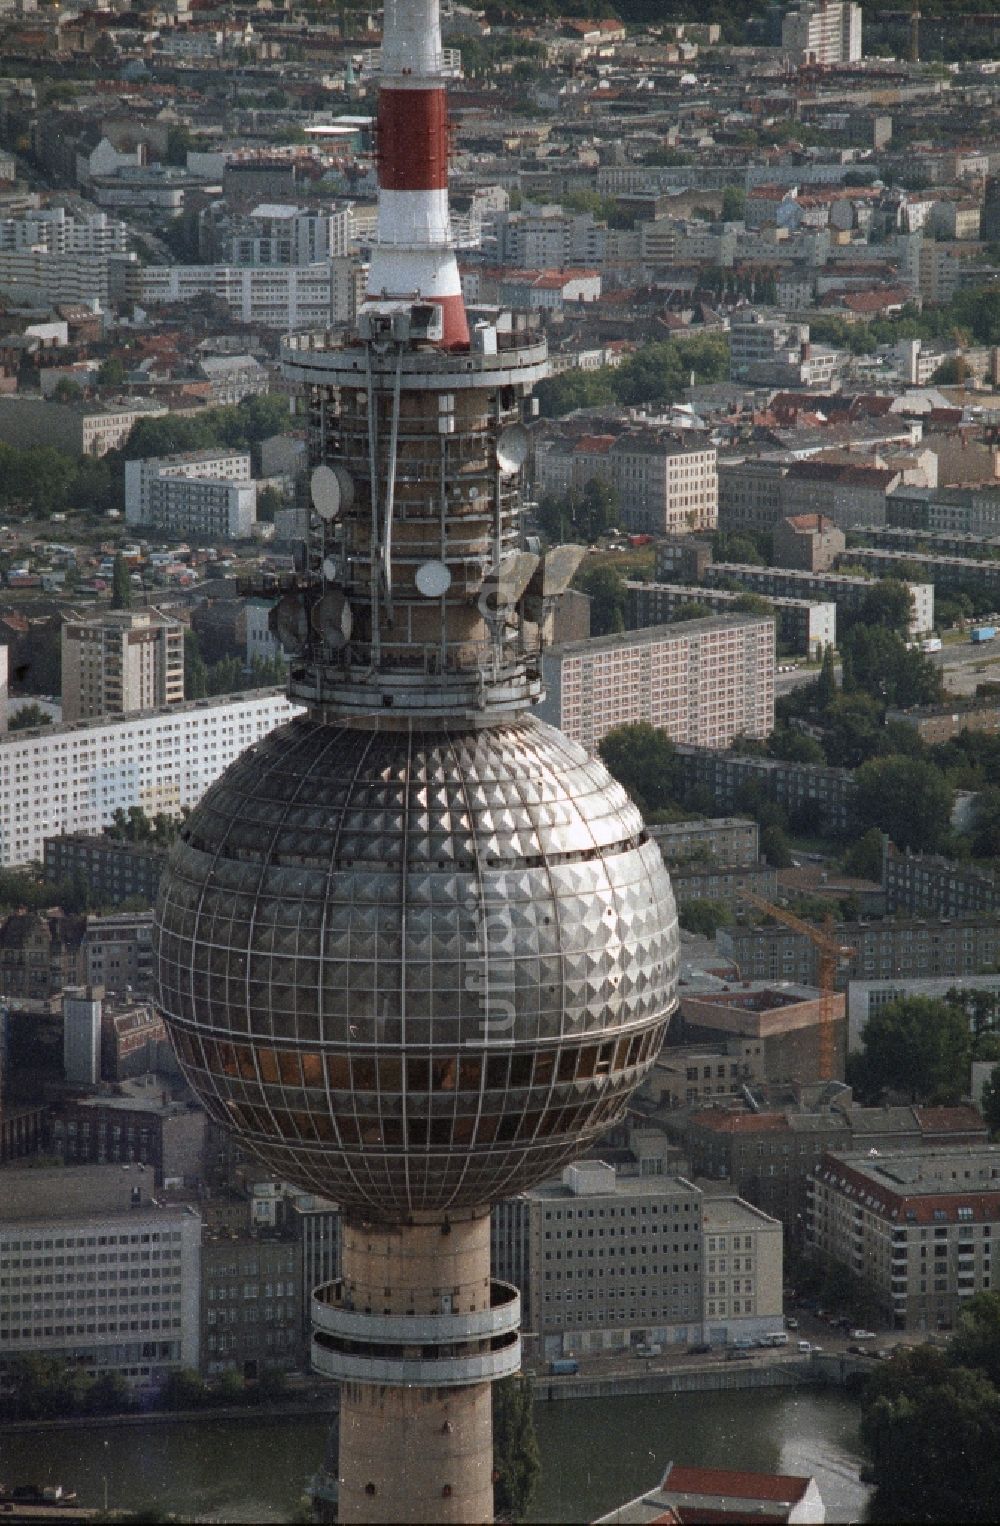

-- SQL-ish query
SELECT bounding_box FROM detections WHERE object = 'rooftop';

[550,613,774,659]
[0,1164,197,1224]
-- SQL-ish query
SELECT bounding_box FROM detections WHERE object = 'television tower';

[152,0,680,1519]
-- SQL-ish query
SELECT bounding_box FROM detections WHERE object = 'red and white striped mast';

[364,0,470,350]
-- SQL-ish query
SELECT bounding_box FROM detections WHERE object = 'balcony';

[311,1278,520,1347]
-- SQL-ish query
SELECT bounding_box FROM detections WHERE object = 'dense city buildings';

[44,832,168,907]
[538,614,775,754]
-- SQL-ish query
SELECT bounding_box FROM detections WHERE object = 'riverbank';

[0,1393,337,1436]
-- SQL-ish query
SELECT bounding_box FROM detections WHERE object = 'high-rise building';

[62,985,101,1086]
[124,450,256,539]
[782,1,863,65]
[151,0,680,1518]
[61,609,185,724]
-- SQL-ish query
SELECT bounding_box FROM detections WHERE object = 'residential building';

[0,206,128,256]
[212,202,353,266]
[200,1229,303,1378]
[669,860,778,909]
[641,1042,764,1113]
[0,688,301,867]
[809,1147,1000,1331]
[515,1159,782,1357]
[717,459,790,535]
[671,745,856,835]
[780,461,898,531]
[0,396,167,458]
[719,915,1000,987]
[627,580,835,658]
[99,996,168,1081]
[887,486,1000,538]
[44,832,168,908]
[537,615,775,755]
[139,263,332,330]
[0,910,86,1001]
[650,817,759,868]
[608,433,718,536]
[729,313,836,388]
[782,0,862,64]
[0,247,136,306]
[197,355,268,408]
[61,609,185,725]
[597,1463,825,1526]
[124,451,255,540]
[772,514,846,574]
[0,1164,201,1392]
[81,912,154,996]
[843,544,1000,602]
[655,536,714,584]
[702,563,934,636]
[882,842,1000,920]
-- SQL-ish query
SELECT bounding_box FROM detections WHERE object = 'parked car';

[688,1343,712,1356]
[785,1318,799,1330]
[851,1329,876,1341]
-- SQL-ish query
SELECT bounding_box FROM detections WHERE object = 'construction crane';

[739,891,855,1082]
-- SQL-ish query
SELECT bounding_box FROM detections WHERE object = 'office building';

[0,689,301,867]
[729,313,836,387]
[62,985,101,1086]
[49,1087,207,1183]
[627,580,835,658]
[81,912,154,996]
[677,983,846,1086]
[809,1147,1000,1331]
[62,609,185,725]
[0,1164,201,1392]
[538,615,775,755]
[139,262,332,330]
[124,451,256,540]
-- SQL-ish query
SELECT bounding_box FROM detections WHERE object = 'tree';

[111,552,132,610]
[980,1065,1000,1138]
[732,592,775,617]
[9,702,52,732]
[678,898,731,936]
[972,787,1000,858]
[852,755,954,852]
[598,723,676,815]
[493,1375,541,1522]
[853,996,971,1104]
[574,564,626,636]
[951,1292,1000,1386]
[842,827,885,882]
[816,644,837,709]
[158,1368,206,1410]
[760,822,793,867]
[52,377,83,404]
[670,600,714,623]
[767,725,826,765]
[97,356,126,388]
[184,629,208,700]
[721,185,746,222]
[256,485,284,522]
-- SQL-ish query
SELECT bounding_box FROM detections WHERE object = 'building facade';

[0,689,301,867]
[719,914,1000,987]
[61,609,185,725]
[627,580,835,659]
[44,833,168,908]
[809,1147,1000,1331]
[538,615,775,754]
[124,450,255,540]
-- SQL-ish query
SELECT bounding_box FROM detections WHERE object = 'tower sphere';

[153,712,679,1216]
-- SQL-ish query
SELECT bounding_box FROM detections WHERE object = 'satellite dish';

[311,464,341,522]
[270,591,309,652]
[312,589,353,649]
[415,560,452,598]
[496,424,529,476]
[322,556,339,582]
[489,550,539,610]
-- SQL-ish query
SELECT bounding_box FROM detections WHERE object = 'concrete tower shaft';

[366,0,469,349]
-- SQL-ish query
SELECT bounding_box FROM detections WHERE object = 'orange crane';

[739,891,855,1082]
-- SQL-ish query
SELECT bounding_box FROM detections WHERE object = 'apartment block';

[717,459,790,534]
[627,579,835,658]
[81,912,155,996]
[44,832,168,907]
[729,312,836,388]
[882,842,1000,919]
[650,816,759,868]
[537,615,774,755]
[609,433,718,536]
[124,451,255,540]
[843,544,1000,602]
[887,486,1000,538]
[780,461,897,531]
[212,202,353,266]
[0,689,301,867]
[718,915,1000,987]
[669,860,778,909]
[782,0,862,64]
[670,745,855,836]
[62,609,185,725]
[809,1147,1000,1331]
[702,563,934,636]
[201,1230,303,1378]
[0,1165,201,1393]
[0,247,136,306]
[139,262,332,329]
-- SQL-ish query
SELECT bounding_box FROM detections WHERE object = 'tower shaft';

[312,1215,519,1523]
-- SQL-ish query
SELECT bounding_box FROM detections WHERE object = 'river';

[0,1389,870,1523]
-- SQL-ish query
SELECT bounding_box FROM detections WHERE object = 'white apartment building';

[140,263,331,329]
[125,450,255,539]
[538,614,775,755]
[782,0,862,65]
[0,1166,201,1392]
[0,248,136,307]
[0,206,129,255]
[0,689,301,867]
[729,311,836,387]
[62,608,185,725]
[245,597,284,666]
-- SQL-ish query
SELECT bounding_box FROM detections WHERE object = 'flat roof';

[549,612,773,658]
[0,1164,196,1224]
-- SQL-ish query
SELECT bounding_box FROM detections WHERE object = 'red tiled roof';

[687,1110,790,1135]
[663,1465,811,1504]
[913,1105,988,1135]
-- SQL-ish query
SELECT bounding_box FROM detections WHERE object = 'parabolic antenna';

[490,550,539,609]
[415,560,452,598]
[311,464,341,522]
[312,589,353,649]
[496,423,529,476]
[270,591,309,652]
